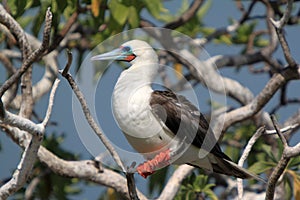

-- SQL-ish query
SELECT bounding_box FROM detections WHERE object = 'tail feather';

[212,156,266,183]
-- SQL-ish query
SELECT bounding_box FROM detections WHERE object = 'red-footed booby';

[91,40,264,182]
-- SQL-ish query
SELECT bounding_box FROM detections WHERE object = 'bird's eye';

[122,46,132,52]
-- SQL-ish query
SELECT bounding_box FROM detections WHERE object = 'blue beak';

[91,46,136,62]
[91,48,129,61]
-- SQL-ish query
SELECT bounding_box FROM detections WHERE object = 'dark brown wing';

[150,90,231,160]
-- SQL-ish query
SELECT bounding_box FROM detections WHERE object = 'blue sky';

[0,1,299,199]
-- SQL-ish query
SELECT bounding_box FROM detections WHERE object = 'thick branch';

[222,67,299,132]
[0,64,58,199]
[37,146,147,200]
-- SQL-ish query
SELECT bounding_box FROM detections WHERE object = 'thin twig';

[49,8,80,52]
[126,173,139,200]
[265,123,299,135]
[0,99,4,118]
[270,0,297,68]
[59,50,126,172]
[194,0,257,46]
[265,115,290,200]
[62,49,72,76]
[164,0,204,30]
[271,115,288,147]
[265,115,300,199]
[42,79,60,127]
[0,7,52,97]
[237,126,265,200]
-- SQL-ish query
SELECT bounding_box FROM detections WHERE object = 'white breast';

[112,73,173,158]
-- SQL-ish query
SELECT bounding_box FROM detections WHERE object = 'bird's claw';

[136,149,171,178]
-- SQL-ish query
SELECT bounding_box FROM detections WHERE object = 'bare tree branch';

[265,116,290,200]
[222,67,299,132]
[42,79,60,127]
[0,4,30,59]
[0,131,43,199]
[7,33,59,109]
[126,172,139,200]
[164,0,204,30]
[59,50,126,172]
[195,0,257,46]
[270,0,297,68]
[37,146,148,200]
[0,6,52,97]
[265,123,299,135]
[0,77,59,199]
[237,127,266,200]
[4,126,148,200]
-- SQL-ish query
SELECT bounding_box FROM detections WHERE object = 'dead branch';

[237,127,266,199]
[42,79,60,127]
[222,66,299,132]
[0,65,59,199]
[265,116,289,200]
[59,50,126,172]
[0,6,52,98]
[164,0,204,30]
[270,0,297,68]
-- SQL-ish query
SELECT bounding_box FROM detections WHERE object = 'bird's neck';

[112,62,158,132]
[114,62,158,94]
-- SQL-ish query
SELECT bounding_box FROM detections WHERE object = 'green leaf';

[16,16,33,28]
[199,27,215,35]
[232,21,257,44]
[287,170,300,200]
[32,0,53,36]
[254,38,269,47]
[128,6,139,28]
[205,190,219,200]
[260,143,277,162]
[144,0,168,19]
[217,35,233,45]
[248,161,276,174]
[224,145,240,162]
[148,166,169,195]
[108,0,130,25]
[288,156,300,169]
[8,0,33,17]
[197,0,212,19]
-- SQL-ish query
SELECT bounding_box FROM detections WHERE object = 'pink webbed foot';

[136,149,171,178]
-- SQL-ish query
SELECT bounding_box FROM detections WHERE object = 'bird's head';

[91,40,158,65]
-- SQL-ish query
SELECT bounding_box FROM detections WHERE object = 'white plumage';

[92,40,265,182]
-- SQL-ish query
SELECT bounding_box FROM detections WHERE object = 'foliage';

[148,166,170,196]
[175,173,217,200]
[1,0,300,199]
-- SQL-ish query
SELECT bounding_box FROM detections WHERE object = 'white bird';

[91,40,264,182]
